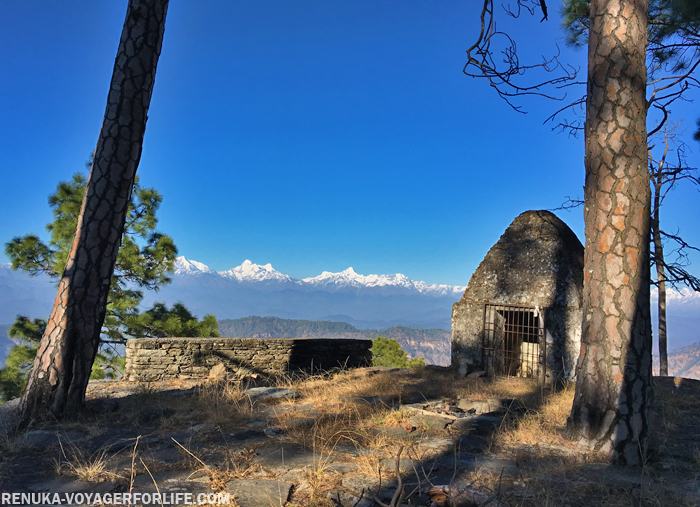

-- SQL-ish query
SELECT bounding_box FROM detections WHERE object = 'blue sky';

[1,1,698,287]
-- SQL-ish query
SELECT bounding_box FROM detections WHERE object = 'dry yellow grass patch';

[274,369,420,450]
[299,453,345,507]
[53,440,124,483]
[195,380,255,427]
[493,382,576,448]
[456,376,546,405]
[285,404,394,455]
[279,368,408,405]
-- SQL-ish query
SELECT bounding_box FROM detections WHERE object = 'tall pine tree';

[16,0,171,424]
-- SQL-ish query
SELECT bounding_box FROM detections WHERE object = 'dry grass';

[296,452,344,507]
[284,411,366,450]
[455,376,547,405]
[354,448,384,478]
[455,463,697,507]
[194,380,255,427]
[202,447,262,491]
[1,431,34,456]
[7,368,699,507]
[279,368,408,404]
[493,382,577,449]
[53,439,124,483]
[273,369,418,451]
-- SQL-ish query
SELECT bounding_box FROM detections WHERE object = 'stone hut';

[451,210,584,382]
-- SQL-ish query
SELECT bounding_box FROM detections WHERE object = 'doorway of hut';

[482,303,546,381]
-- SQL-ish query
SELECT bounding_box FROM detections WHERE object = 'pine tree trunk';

[18,0,168,424]
[566,0,653,464]
[652,183,668,376]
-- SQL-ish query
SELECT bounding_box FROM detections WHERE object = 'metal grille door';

[482,303,546,380]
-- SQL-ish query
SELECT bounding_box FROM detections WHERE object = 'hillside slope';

[664,342,700,379]
[218,316,450,365]
[0,324,11,368]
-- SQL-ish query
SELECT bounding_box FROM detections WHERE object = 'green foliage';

[0,317,130,403]
[90,349,127,381]
[0,318,44,403]
[561,0,700,139]
[562,0,700,68]
[125,302,219,338]
[9,316,46,343]
[560,0,590,48]
[4,170,182,343]
[1,166,218,402]
[371,336,425,368]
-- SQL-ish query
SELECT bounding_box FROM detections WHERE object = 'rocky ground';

[0,368,699,507]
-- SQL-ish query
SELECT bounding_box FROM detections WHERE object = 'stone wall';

[125,337,373,381]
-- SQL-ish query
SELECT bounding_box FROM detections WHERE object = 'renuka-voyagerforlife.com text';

[1,491,232,506]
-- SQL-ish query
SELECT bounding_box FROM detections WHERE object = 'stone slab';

[455,434,490,454]
[455,398,525,414]
[245,387,301,401]
[226,479,293,507]
[19,430,87,450]
[26,477,119,495]
[380,457,416,473]
[89,429,160,453]
[408,414,453,430]
[469,415,505,436]
[326,489,374,507]
[341,476,381,494]
[256,443,332,470]
[370,426,423,440]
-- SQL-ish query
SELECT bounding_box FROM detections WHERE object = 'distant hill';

[218,316,450,365]
[0,324,12,368]
[654,342,700,380]
[139,257,463,330]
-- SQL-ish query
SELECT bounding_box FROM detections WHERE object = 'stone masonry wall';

[451,211,584,382]
[125,337,373,381]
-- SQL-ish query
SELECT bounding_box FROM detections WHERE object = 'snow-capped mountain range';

[2,257,699,352]
[0,257,467,332]
[173,257,466,296]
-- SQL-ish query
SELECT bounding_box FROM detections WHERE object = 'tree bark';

[18,0,169,424]
[652,176,668,376]
[566,0,653,465]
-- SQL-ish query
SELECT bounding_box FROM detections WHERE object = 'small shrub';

[370,337,424,368]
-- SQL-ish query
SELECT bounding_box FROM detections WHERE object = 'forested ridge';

[0,324,10,367]
[655,342,700,379]
[218,316,450,365]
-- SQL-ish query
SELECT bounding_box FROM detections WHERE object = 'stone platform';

[125,337,372,381]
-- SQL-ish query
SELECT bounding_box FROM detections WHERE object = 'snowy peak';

[218,259,294,284]
[303,268,363,286]
[174,257,215,275]
[302,267,464,295]
[173,257,465,296]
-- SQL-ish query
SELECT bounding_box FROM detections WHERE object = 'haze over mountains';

[1,257,699,372]
[218,316,451,365]
[172,257,465,297]
[0,257,464,328]
[141,257,466,330]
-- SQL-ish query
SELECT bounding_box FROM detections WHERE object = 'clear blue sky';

[1,1,698,286]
